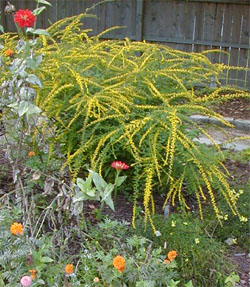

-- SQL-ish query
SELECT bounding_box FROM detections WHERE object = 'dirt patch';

[229,247,250,287]
[213,97,250,120]
[225,159,250,184]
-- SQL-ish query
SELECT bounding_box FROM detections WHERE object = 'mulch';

[213,97,250,120]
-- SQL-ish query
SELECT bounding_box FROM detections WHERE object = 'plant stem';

[114,169,121,201]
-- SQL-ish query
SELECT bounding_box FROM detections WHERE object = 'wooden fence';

[1,0,250,89]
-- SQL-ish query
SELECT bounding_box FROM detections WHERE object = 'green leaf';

[33,6,46,16]
[116,175,127,187]
[89,169,107,191]
[76,176,99,200]
[136,281,155,287]
[36,279,45,284]
[73,201,83,215]
[101,183,114,211]
[26,55,43,69]
[168,280,180,287]
[86,189,97,197]
[40,256,53,263]
[26,103,41,115]
[184,281,194,287]
[18,101,29,116]
[225,273,240,286]
[77,176,93,193]
[26,74,42,88]
[72,192,86,203]
[32,29,50,36]
[76,178,87,192]
[27,27,49,36]
[26,27,35,33]
[38,0,52,6]
[0,273,5,286]
[17,101,41,116]
[26,58,37,70]
[35,54,43,65]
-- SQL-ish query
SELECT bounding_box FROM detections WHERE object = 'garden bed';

[0,6,249,286]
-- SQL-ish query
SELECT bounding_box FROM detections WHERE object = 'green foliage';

[72,169,119,223]
[225,272,240,287]
[134,213,236,287]
[14,13,247,227]
[0,209,64,286]
[76,218,192,287]
[73,169,115,213]
[223,148,250,164]
[203,184,250,250]
[0,209,194,287]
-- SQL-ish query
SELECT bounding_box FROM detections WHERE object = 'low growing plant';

[0,208,66,286]
[134,213,236,287]
[203,184,250,250]
[75,218,193,287]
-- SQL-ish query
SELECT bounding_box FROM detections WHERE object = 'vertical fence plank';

[230,5,244,86]
[244,5,250,89]
[143,0,157,40]
[210,3,224,64]
[199,2,217,61]
[194,1,204,53]
[239,5,250,89]
[235,15,245,86]
[181,1,197,52]
[135,0,144,41]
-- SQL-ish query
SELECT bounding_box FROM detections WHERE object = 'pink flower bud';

[20,276,32,287]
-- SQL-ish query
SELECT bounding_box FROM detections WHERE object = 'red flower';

[14,9,36,28]
[111,161,129,170]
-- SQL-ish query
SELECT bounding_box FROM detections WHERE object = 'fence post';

[135,0,144,41]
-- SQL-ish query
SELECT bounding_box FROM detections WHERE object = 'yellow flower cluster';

[239,216,248,223]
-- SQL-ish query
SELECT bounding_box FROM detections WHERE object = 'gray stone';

[190,115,250,132]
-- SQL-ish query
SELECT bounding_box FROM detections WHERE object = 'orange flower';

[10,222,23,235]
[29,269,37,280]
[113,255,125,272]
[28,151,35,157]
[167,250,177,261]
[164,259,170,264]
[65,264,74,274]
[5,49,14,57]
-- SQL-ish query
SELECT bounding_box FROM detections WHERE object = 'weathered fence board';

[1,0,249,89]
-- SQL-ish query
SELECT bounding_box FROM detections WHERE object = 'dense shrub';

[1,14,249,230]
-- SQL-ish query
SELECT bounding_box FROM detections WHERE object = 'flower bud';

[4,2,16,15]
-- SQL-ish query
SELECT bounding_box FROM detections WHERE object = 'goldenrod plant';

[1,13,249,231]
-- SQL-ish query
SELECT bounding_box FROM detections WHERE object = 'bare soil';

[213,97,250,120]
